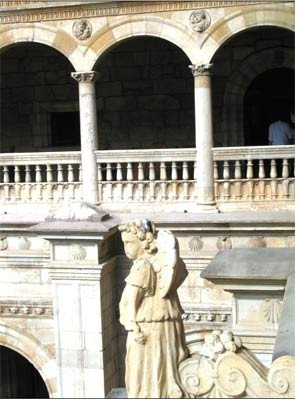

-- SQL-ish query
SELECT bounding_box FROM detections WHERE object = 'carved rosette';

[72,19,92,40]
[0,236,8,251]
[71,71,97,83]
[189,10,211,32]
[188,236,203,252]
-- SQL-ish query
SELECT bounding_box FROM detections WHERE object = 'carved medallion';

[188,236,203,252]
[189,10,211,32]
[72,19,92,40]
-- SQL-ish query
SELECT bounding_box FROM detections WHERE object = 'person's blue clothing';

[268,120,294,145]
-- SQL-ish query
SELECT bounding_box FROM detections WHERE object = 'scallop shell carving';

[216,236,232,252]
[0,236,8,251]
[247,236,266,248]
[188,237,203,252]
[70,244,87,261]
[17,237,31,250]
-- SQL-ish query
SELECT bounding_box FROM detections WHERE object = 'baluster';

[116,163,123,201]
[46,164,53,201]
[67,164,75,201]
[35,165,42,200]
[14,166,21,201]
[270,160,278,199]
[14,166,20,183]
[160,162,167,181]
[149,162,155,181]
[282,159,290,200]
[106,163,113,181]
[79,165,82,182]
[126,163,134,201]
[68,164,74,183]
[3,166,9,184]
[46,164,53,183]
[3,167,10,200]
[246,160,254,199]
[97,164,103,202]
[182,162,189,200]
[25,165,31,200]
[171,162,178,200]
[57,164,64,201]
[223,161,230,200]
[234,160,242,199]
[149,163,156,201]
[258,160,266,200]
[282,159,289,179]
[213,161,219,200]
[160,162,167,200]
[193,161,198,200]
[138,162,144,181]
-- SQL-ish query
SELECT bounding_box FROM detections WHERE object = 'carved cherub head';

[119,219,157,260]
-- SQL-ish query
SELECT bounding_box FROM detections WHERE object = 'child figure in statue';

[119,219,189,398]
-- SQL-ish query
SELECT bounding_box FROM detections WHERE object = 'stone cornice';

[0,1,287,24]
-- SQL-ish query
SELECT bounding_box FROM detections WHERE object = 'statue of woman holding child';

[119,219,189,398]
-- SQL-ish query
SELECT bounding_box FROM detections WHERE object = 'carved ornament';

[0,236,8,251]
[189,10,211,32]
[216,236,232,251]
[0,302,53,317]
[72,19,92,40]
[16,236,31,250]
[189,63,213,76]
[71,72,97,84]
[179,330,295,398]
[70,244,87,260]
[0,2,277,24]
[188,236,203,252]
[262,298,282,324]
[247,236,266,248]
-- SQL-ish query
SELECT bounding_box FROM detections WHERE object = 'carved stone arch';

[0,24,79,70]
[0,321,57,398]
[199,5,294,64]
[220,47,294,146]
[84,15,196,70]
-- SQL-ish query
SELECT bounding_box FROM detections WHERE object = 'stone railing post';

[71,71,99,204]
[190,64,216,207]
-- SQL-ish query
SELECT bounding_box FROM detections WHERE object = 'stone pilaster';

[190,64,215,206]
[71,71,99,204]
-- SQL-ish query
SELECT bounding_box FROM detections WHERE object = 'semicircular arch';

[83,15,196,70]
[199,5,294,64]
[220,47,294,146]
[0,24,80,70]
[0,321,57,398]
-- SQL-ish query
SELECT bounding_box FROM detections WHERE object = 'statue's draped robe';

[120,258,189,398]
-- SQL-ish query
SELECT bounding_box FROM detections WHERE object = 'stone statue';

[119,219,189,398]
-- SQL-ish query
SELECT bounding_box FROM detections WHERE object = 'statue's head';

[119,219,157,260]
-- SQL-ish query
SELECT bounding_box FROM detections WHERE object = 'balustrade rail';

[0,146,294,206]
[0,152,81,203]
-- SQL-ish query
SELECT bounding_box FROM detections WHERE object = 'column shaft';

[191,64,215,205]
[72,72,98,204]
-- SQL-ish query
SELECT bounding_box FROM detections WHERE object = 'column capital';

[189,63,213,76]
[71,71,98,83]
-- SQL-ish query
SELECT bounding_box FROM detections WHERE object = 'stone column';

[71,71,99,204]
[190,64,216,207]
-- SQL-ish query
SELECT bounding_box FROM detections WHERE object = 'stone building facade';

[0,0,294,398]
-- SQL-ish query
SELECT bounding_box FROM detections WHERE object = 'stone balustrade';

[0,146,294,207]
